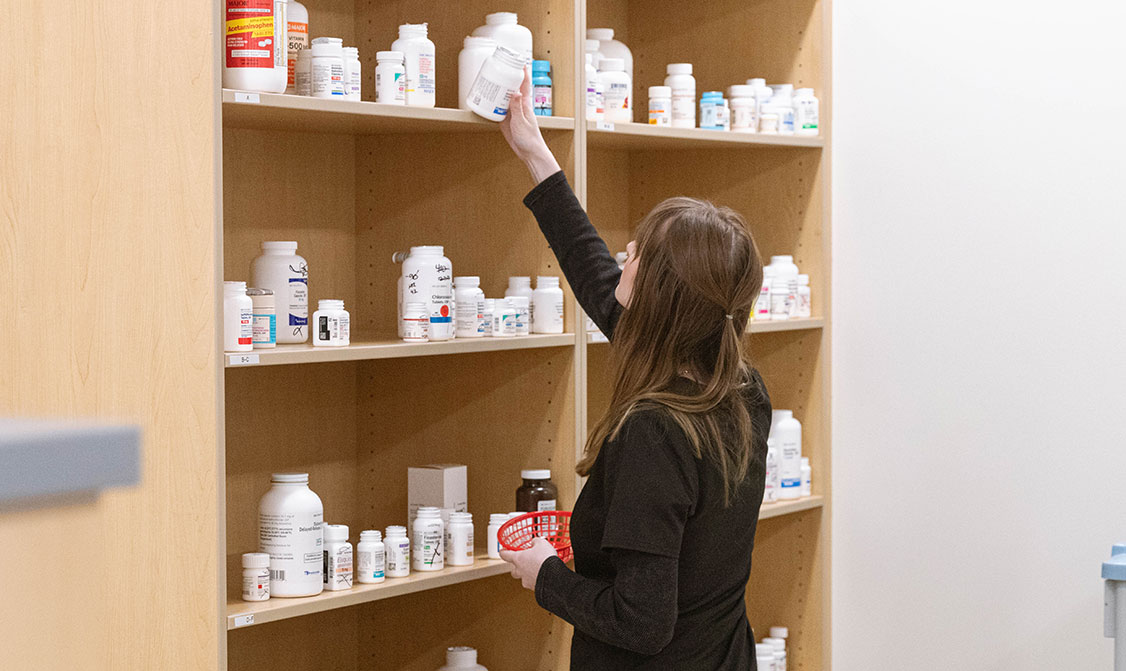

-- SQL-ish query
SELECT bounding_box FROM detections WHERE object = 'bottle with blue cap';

[532,60,553,116]
[1102,543,1126,669]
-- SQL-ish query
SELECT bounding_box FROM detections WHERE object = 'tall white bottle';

[258,472,324,597]
[772,410,803,500]
[401,246,453,341]
[391,23,436,107]
[251,241,309,343]
[587,28,632,111]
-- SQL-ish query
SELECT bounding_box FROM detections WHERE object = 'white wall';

[832,2,1126,668]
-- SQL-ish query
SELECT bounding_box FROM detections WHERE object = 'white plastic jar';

[439,647,488,671]
[310,37,345,98]
[343,46,361,101]
[241,552,270,602]
[509,296,531,336]
[756,643,778,671]
[412,506,444,571]
[223,281,253,353]
[312,299,350,346]
[473,12,533,64]
[486,513,508,559]
[665,63,696,128]
[795,274,811,317]
[794,87,820,136]
[585,53,604,121]
[322,524,353,591]
[772,410,803,500]
[769,255,799,320]
[375,51,405,104]
[598,58,631,123]
[258,472,323,597]
[532,276,564,333]
[356,529,386,584]
[493,298,517,337]
[648,86,671,126]
[760,112,780,134]
[730,85,756,132]
[454,276,486,338]
[384,525,410,578]
[458,37,498,111]
[467,45,525,122]
[222,0,288,94]
[247,288,276,349]
[391,23,436,107]
[295,48,313,95]
[402,301,430,342]
[445,511,474,566]
[481,299,496,336]
[285,0,308,93]
[587,28,632,110]
[401,246,453,341]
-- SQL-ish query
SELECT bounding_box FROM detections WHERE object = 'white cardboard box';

[407,464,467,533]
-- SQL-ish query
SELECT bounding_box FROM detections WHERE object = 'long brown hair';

[581,197,764,504]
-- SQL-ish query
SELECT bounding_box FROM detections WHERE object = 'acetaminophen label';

[226,0,275,69]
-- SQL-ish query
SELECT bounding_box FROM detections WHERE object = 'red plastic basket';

[497,511,573,563]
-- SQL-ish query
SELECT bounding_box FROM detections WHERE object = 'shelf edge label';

[233,92,261,104]
[228,354,260,366]
[595,121,615,131]
[233,614,255,628]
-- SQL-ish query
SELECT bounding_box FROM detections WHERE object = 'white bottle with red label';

[224,281,253,353]
[223,0,288,93]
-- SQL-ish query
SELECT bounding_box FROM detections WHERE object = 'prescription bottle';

[516,470,558,512]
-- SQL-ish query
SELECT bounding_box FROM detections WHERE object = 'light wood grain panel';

[0,0,220,667]
[230,608,359,671]
[354,0,576,115]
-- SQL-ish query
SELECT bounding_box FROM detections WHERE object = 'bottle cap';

[454,276,481,286]
[385,525,407,537]
[667,63,693,75]
[532,60,551,72]
[728,84,755,98]
[270,472,309,484]
[446,647,478,666]
[242,552,270,569]
[376,50,404,62]
[261,241,298,252]
[521,469,552,480]
[324,524,349,542]
[770,626,789,638]
[649,85,671,98]
[360,529,382,541]
[485,12,517,25]
[586,28,614,40]
[536,276,561,287]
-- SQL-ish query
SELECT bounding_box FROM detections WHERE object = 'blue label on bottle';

[430,316,453,324]
[493,106,508,116]
[781,478,801,488]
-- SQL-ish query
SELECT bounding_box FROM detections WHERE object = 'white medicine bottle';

[401,246,453,341]
[251,241,308,343]
[392,23,436,107]
[494,298,517,337]
[587,28,632,110]
[342,46,361,101]
[472,12,533,64]
[322,524,353,591]
[356,529,386,584]
[241,552,270,602]
[664,63,696,128]
[509,296,531,336]
[258,472,323,597]
[402,302,430,342]
[312,299,350,346]
[454,276,486,338]
[585,53,604,121]
[310,37,345,98]
[648,86,672,126]
[487,513,508,559]
[384,525,411,578]
[438,646,488,671]
[800,457,812,496]
[222,0,288,94]
[458,37,498,110]
[223,281,253,353]
[445,511,474,566]
[467,45,525,122]
[794,87,820,135]
[598,58,631,123]
[764,437,779,503]
[412,506,445,571]
[532,276,565,334]
[795,274,811,318]
[773,410,803,500]
[375,51,406,104]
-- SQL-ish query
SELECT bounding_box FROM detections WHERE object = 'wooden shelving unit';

[219,0,830,669]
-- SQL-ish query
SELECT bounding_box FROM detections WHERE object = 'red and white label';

[226,0,275,69]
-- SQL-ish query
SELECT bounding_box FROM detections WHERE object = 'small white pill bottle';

[795,274,811,317]
[648,86,672,126]
[800,457,812,496]
[454,276,486,338]
[763,637,787,671]
[585,53,604,122]
[481,299,496,336]
[439,646,489,671]
[391,23,436,107]
[312,299,350,346]
[445,511,475,566]
[223,281,253,353]
[384,525,411,578]
[241,552,270,602]
[664,63,696,128]
[764,437,779,503]
[356,529,386,584]
[322,524,353,591]
[342,46,361,101]
[487,513,508,559]
[729,85,757,132]
[295,48,313,96]
[401,246,453,342]
[598,58,631,123]
[493,298,517,337]
[310,37,345,99]
[509,296,531,336]
[402,301,430,342]
[412,506,445,571]
[794,87,819,135]
[756,643,778,671]
[532,276,565,333]
[247,287,276,349]
[467,45,526,122]
[375,51,406,104]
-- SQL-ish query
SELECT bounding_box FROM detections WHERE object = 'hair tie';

[725,314,734,320]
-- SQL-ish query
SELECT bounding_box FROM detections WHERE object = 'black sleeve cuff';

[522,170,569,210]
[534,555,571,614]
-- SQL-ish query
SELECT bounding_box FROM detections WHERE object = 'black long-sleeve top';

[523,170,773,670]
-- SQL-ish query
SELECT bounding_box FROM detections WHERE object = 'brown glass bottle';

[516,469,558,512]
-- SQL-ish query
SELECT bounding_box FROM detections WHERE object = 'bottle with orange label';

[223,0,288,93]
[285,0,308,94]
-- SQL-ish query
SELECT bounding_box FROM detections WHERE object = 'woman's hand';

[499,536,559,590]
[500,67,561,184]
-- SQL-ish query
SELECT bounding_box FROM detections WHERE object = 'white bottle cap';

[728,84,755,98]
[446,647,478,666]
[586,28,614,40]
[599,58,625,72]
[360,529,382,542]
[376,50,404,62]
[317,299,344,310]
[385,525,407,537]
[796,87,814,97]
[485,12,517,24]
[489,513,510,523]
[417,506,441,517]
[261,241,298,252]
[454,276,481,286]
[224,281,248,294]
[746,78,766,88]
[667,63,693,75]
[343,46,358,58]
[770,626,789,638]
[324,524,349,542]
[242,552,270,569]
[521,469,552,480]
[536,276,560,287]
[270,472,309,484]
[649,85,672,98]
[398,23,428,37]
[508,276,532,287]
[771,255,794,264]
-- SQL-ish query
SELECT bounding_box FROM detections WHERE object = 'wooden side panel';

[353,0,576,115]
[0,0,221,668]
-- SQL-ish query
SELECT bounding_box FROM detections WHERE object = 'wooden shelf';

[227,556,512,630]
[222,89,575,135]
[585,318,824,345]
[226,496,820,631]
[587,121,823,150]
[758,495,824,521]
[225,333,577,368]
